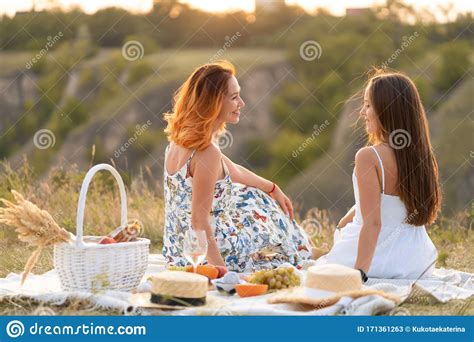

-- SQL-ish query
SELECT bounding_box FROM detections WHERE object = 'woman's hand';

[337,205,356,229]
[337,214,351,229]
[311,243,330,259]
[206,238,226,267]
[220,154,295,220]
[270,185,295,220]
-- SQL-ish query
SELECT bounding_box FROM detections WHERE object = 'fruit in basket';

[107,220,142,243]
[99,236,117,244]
[235,283,268,297]
[248,266,300,291]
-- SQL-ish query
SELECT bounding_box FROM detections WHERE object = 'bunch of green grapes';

[168,265,187,271]
[249,267,300,290]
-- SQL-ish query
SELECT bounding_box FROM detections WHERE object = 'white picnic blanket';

[0,254,472,316]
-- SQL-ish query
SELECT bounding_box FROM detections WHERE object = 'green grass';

[0,161,472,315]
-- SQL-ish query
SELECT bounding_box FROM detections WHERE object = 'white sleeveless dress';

[316,146,438,279]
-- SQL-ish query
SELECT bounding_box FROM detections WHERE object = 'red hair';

[164,61,236,150]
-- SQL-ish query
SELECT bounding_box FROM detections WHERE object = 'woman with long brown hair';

[317,70,441,279]
[162,61,312,272]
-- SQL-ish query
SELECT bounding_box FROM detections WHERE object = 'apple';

[99,236,117,244]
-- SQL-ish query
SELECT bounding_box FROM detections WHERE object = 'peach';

[99,236,117,244]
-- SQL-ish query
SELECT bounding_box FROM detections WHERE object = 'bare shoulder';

[355,146,377,166]
[195,144,221,160]
[192,144,221,172]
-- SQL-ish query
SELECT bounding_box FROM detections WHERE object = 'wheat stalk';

[0,190,73,285]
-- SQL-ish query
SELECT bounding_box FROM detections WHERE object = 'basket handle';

[76,163,128,246]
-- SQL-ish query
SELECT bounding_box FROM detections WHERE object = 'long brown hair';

[366,70,441,225]
[164,61,235,150]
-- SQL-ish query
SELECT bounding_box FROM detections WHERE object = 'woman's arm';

[338,205,356,228]
[221,154,273,192]
[354,147,382,273]
[222,154,295,219]
[190,145,226,267]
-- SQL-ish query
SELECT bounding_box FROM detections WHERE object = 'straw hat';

[129,292,228,311]
[268,264,400,308]
[130,271,227,310]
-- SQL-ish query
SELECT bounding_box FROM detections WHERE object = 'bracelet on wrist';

[268,182,276,194]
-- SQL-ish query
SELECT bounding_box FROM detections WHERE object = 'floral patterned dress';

[162,145,312,272]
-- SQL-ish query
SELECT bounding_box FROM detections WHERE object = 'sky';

[0,0,472,20]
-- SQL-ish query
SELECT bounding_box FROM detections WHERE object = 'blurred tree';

[434,41,470,93]
[86,8,140,47]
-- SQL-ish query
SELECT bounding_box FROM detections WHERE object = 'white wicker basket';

[54,163,150,292]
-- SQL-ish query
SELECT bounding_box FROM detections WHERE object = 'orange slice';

[235,283,268,297]
[186,265,219,280]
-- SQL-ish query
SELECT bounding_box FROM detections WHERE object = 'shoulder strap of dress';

[370,146,385,194]
[185,149,197,177]
[164,144,171,168]
[221,157,230,177]
[186,150,197,164]
[186,149,229,179]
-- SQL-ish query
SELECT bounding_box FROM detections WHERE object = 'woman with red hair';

[163,61,312,272]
